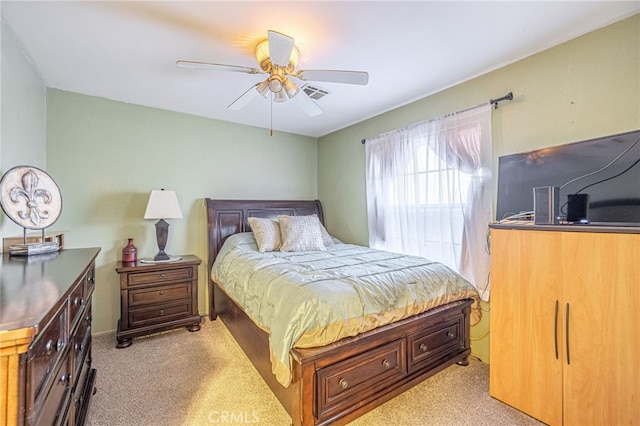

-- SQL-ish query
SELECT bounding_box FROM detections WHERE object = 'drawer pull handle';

[75,342,83,353]
[159,273,165,279]
[60,373,72,384]
[160,310,165,316]
[447,331,455,338]
[419,343,428,352]
[339,378,349,389]
[47,339,65,354]
[159,291,165,296]
[382,359,391,369]
[74,296,84,307]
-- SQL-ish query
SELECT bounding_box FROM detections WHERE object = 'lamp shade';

[143,190,183,219]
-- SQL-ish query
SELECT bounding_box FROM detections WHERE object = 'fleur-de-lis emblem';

[9,170,52,226]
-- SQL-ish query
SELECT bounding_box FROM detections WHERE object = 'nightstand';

[115,254,202,348]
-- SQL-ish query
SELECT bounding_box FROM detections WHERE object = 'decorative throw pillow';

[247,217,281,252]
[278,215,326,252]
[309,214,334,246]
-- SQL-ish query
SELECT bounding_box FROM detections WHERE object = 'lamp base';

[153,250,170,261]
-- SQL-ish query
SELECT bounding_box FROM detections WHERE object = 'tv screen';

[496,129,640,226]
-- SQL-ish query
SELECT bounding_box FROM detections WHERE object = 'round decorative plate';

[0,165,62,230]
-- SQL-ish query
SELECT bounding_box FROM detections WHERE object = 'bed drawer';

[126,267,193,287]
[128,282,193,307]
[408,316,465,373]
[317,339,407,419]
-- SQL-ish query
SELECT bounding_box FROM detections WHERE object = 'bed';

[205,199,480,426]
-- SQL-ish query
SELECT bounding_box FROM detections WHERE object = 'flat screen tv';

[496,129,640,226]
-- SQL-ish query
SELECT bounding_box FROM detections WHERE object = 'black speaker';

[534,186,560,224]
[566,193,589,223]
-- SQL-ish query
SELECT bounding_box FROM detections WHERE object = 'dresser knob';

[75,342,83,353]
[47,338,65,354]
[339,378,349,389]
[419,343,428,352]
[60,373,72,384]
[159,273,165,279]
[45,339,54,355]
[447,331,455,338]
[74,296,84,307]
[382,359,391,369]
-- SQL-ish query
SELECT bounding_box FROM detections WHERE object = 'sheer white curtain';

[365,104,492,300]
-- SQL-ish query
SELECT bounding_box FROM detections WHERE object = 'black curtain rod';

[361,91,514,144]
[489,92,513,109]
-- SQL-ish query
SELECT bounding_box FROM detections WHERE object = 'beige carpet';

[86,318,542,426]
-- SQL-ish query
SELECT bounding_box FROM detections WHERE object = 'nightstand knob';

[382,359,391,369]
[447,331,455,338]
[159,273,165,279]
[419,343,428,352]
[339,378,349,389]
[160,310,165,316]
[159,291,165,296]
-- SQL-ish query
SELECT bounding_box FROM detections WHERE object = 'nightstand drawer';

[128,302,193,328]
[128,283,192,307]
[127,267,193,287]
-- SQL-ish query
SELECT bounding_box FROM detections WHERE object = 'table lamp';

[143,189,183,261]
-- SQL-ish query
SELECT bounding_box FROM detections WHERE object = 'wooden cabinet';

[0,248,100,426]
[489,226,640,426]
[115,255,201,348]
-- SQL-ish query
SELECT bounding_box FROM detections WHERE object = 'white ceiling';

[2,1,638,138]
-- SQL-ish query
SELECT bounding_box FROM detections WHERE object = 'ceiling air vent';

[302,85,330,100]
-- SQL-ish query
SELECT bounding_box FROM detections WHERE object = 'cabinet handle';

[339,378,349,389]
[565,303,571,365]
[419,343,428,352]
[382,359,391,369]
[554,300,559,360]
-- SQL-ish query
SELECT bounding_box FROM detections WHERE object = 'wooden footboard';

[213,280,472,426]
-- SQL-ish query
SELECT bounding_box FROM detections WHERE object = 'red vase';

[122,238,137,263]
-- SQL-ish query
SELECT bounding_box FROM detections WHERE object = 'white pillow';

[247,217,281,252]
[278,215,326,252]
[309,214,334,246]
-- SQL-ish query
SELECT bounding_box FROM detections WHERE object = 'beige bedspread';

[211,232,481,386]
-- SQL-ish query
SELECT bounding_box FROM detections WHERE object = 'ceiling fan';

[176,30,369,117]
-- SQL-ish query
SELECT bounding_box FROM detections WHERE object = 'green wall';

[45,90,318,335]
[317,14,640,363]
[0,20,47,239]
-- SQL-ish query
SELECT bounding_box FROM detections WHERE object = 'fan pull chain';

[270,93,274,137]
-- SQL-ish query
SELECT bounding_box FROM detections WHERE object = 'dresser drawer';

[32,349,72,426]
[71,303,92,377]
[128,301,193,328]
[128,282,192,307]
[28,304,69,405]
[317,339,407,418]
[127,267,193,287]
[69,276,86,332]
[408,316,465,373]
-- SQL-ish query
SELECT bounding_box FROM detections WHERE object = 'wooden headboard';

[204,199,324,276]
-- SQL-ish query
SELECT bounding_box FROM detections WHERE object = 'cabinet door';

[490,229,563,425]
[562,232,640,425]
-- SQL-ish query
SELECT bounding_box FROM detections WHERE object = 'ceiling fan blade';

[267,30,295,67]
[228,84,261,110]
[176,60,261,75]
[295,93,323,117]
[296,69,369,85]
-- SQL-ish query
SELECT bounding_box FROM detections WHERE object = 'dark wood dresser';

[115,255,201,348]
[0,247,100,426]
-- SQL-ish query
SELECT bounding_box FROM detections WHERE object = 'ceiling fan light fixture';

[273,90,287,103]
[256,79,270,98]
[268,75,284,93]
[283,78,299,98]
